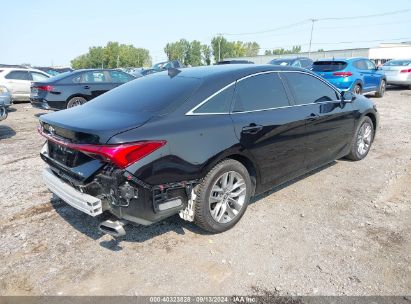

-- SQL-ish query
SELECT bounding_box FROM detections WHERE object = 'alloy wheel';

[357,122,372,156]
[208,171,246,224]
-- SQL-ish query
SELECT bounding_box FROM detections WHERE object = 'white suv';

[0,68,50,102]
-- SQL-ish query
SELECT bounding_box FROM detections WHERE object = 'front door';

[229,72,309,190]
[282,71,355,170]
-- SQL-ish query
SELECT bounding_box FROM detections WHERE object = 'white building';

[226,42,411,65]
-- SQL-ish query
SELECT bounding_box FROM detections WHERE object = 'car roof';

[160,64,308,82]
[315,57,369,62]
[0,67,49,74]
[271,57,311,60]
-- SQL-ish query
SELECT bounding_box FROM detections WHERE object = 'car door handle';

[84,85,90,89]
[242,124,263,134]
[306,113,320,121]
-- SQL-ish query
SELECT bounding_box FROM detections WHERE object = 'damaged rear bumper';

[42,164,197,227]
[42,167,103,216]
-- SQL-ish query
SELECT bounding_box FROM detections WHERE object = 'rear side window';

[193,85,235,114]
[312,61,347,72]
[5,70,30,80]
[283,72,340,105]
[81,71,107,83]
[353,60,368,70]
[109,70,134,83]
[233,73,290,112]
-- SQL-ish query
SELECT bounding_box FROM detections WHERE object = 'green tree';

[164,39,211,66]
[71,42,151,69]
[201,44,212,65]
[271,45,302,55]
[211,36,260,62]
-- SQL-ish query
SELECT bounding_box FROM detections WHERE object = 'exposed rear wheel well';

[365,113,377,131]
[224,154,258,196]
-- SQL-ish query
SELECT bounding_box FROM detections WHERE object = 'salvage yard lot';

[0,88,410,296]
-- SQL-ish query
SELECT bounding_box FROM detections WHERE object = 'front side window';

[365,60,376,70]
[109,70,134,83]
[283,72,339,105]
[81,71,107,83]
[5,70,30,80]
[193,85,235,114]
[233,73,290,112]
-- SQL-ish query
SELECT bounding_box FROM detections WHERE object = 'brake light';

[39,127,166,169]
[36,85,54,92]
[74,141,166,169]
[400,69,411,73]
[332,72,353,77]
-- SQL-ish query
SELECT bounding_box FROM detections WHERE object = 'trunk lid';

[39,106,152,144]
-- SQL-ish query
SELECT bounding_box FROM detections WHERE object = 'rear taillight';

[73,141,166,169]
[332,72,353,77]
[400,69,411,73]
[35,85,54,92]
[39,127,166,169]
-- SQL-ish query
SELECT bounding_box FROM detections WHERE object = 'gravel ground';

[0,88,410,296]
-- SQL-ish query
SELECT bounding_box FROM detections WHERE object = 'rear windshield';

[383,60,411,66]
[312,61,348,72]
[40,71,72,83]
[85,74,201,114]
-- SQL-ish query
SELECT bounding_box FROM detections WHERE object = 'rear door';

[229,72,310,190]
[80,71,113,99]
[4,70,31,99]
[353,59,376,91]
[282,71,355,170]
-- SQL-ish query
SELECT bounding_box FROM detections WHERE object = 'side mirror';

[341,91,356,103]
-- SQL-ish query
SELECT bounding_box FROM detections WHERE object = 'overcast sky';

[1,0,411,66]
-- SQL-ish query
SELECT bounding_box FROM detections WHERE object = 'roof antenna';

[168,68,181,78]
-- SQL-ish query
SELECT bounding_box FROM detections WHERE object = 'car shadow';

[0,125,16,139]
[6,107,17,112]
[250,161,337,204]
[50,161,337,251]
[50,198,208,251]
[386,85,410,91]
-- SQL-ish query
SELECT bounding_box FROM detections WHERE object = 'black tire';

[194,159,252,233]
[67,96,87,109]
[346,116,374,161]
[353,83,362,95]
[375,79,386,98]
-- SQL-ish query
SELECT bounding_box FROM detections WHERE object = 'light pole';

[217,33,223,62]
[308,19,318,58]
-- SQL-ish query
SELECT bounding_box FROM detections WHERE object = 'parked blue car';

[312,58,386,97]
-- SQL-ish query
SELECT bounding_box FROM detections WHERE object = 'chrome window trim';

[185,70,341,116]
[185,82,236,115]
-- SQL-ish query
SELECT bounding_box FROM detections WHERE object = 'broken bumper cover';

[42,167,102,216]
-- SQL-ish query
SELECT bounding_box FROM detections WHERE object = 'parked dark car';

[268,57,313,69]
[38,64,378,236]
[217,60,254,64]
[30,69,135,110]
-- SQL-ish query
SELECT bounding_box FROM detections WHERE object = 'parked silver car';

[380,59,411,88]
[0,85,12,108]
[0,68,50,102]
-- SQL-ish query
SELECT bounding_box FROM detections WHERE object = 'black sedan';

[38,65,378,236]
[30,69,135,110]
